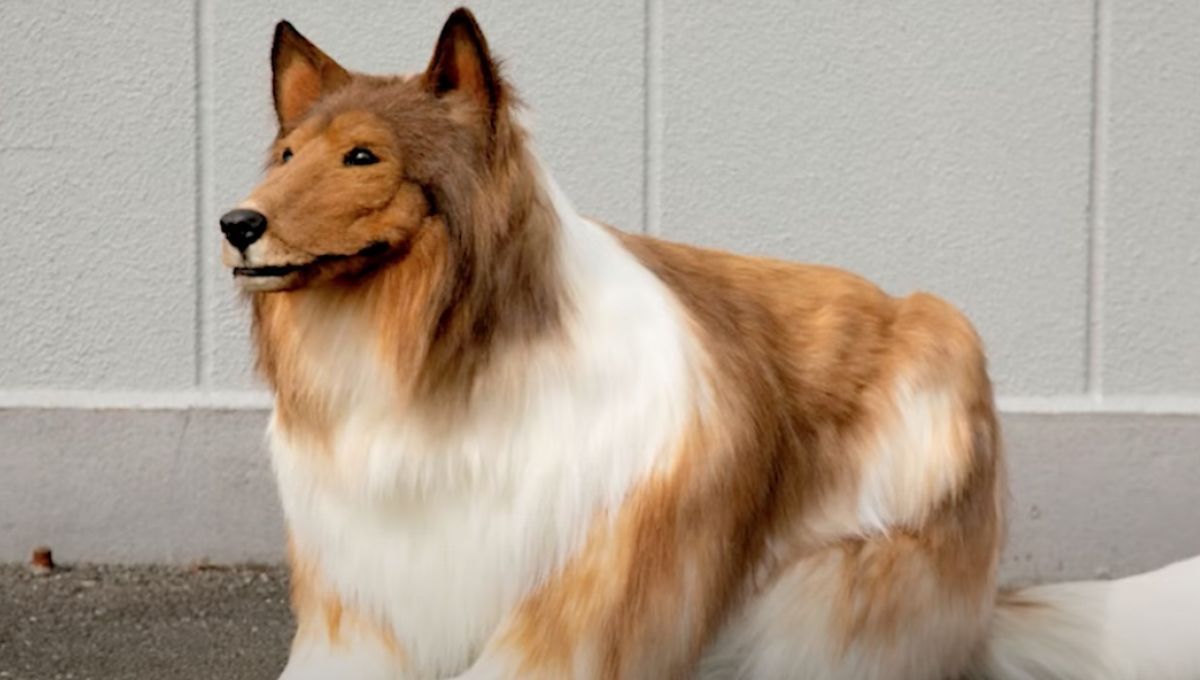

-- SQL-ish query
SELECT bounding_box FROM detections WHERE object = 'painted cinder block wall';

[1,1,1197,579]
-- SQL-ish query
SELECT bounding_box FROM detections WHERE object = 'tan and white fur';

[219,8,1200,680]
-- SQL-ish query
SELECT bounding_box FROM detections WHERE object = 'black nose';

[219,209,267,251]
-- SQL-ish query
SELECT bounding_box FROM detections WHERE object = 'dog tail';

[969,555,1200,680]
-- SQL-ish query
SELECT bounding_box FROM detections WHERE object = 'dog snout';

[220,209,268,252]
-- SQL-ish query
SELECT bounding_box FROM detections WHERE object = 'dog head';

[220,8,506,293]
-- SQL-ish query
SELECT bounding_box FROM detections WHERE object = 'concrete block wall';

[1,1,1196,579]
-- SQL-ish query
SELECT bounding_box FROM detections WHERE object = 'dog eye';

[343,147,379,167]
[281,147,293,164]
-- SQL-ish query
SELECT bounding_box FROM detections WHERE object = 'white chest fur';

[271,201,701,678]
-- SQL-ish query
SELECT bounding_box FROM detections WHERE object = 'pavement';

[0,564,293,680]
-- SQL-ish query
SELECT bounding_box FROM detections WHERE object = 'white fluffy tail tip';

[971,555,1200,680]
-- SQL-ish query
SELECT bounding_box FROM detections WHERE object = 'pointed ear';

[425,8,500,115]
[271,21,350,128]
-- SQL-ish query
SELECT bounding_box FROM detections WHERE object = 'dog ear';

[425,8,501,119]
[271,21,350,128]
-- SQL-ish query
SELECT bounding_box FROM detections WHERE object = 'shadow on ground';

[0,564,292,680]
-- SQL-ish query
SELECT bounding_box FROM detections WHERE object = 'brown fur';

[272,21,350,129]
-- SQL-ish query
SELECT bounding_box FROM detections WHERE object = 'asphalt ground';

[0,564,292,680]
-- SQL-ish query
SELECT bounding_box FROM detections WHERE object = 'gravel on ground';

[0,564,292,680]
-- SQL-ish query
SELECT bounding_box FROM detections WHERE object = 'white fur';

[800,379,979,546]
[973,555,1200,680]
[272,166,704,678]
[698,548,986,680]
[1105,555,1200,678]
[279,639,397,680]
[855,381,975,533]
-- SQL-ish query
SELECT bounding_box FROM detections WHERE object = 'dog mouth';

[233,263,308,278]
[231,241,395,289]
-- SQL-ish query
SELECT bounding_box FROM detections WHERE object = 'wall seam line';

[642,0,663,236]
[192,0,213,389]
[1084,0,1109,398]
